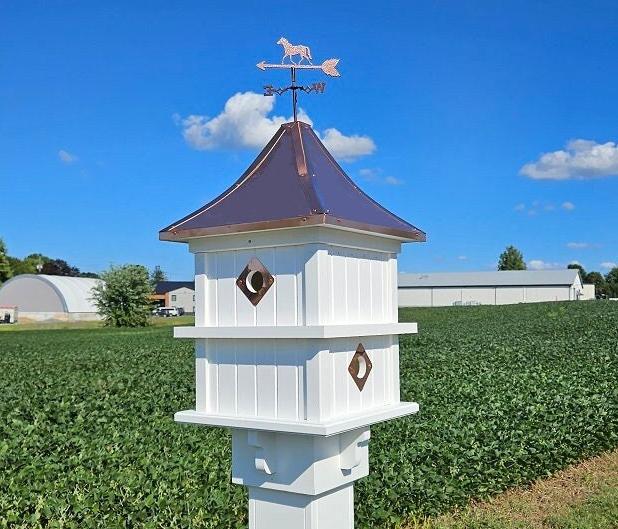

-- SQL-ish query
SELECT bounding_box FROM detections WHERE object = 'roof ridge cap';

[291,121,326,214]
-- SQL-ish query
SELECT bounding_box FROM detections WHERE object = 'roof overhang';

[159,214,426,243]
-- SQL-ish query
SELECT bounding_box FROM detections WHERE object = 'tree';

[7,253,47,276]
[585,271,607,298]
[605,267,618,298]
[6,252,98,278]
[150,265,167,287]
[567,263,587,281]
[0,238,12,283]
[41,258,81,276]
[79,272,100,279]
[24,254,51,273]
[7,256,26,275]
[606,267,618,285]
[586,271,605,286]
[92,264,153,327]
[498,246,526,271]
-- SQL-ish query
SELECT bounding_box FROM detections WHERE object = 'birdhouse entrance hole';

[246,270,264,293]
[237,257,274,306]
[348,344,373,391]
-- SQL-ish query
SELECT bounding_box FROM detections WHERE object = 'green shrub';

[92,264,153,327]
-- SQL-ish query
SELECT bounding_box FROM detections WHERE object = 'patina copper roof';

[160,121,425,242]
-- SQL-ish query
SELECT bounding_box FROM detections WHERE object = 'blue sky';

[2,1,617,279]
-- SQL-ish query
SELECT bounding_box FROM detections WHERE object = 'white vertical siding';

[194,242,395,328]
[217,340,237,415]
[256,344,277,418]
[195,340,208,411]
[318,247,393,325]
[217,252,237,326]
[305,347,333,422]
[388,257,398,320]
[273,246,298,326]
[189,231,404,426]
[194,255,207,326]
[195,337,399,422]
[196,246,307,327]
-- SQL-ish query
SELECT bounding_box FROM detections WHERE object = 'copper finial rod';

[257,38,340,121]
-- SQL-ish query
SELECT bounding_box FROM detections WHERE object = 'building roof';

[154,281,195,294]
[0,274,101,313]
[398,270,581,288]
[160,121,425,242]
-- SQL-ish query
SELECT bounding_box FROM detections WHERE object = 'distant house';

[398,270,595,307]
[0,274,102,322]
[153,281,195,314]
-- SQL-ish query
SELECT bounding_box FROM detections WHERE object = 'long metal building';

[398,270,593,307]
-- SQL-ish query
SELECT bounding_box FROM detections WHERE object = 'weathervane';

[257,37,340,121]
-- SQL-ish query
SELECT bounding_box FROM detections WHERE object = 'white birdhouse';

[161,120,425,529]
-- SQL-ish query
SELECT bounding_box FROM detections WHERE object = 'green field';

[0,302,617,528]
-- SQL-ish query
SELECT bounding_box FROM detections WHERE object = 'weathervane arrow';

[256,58,340,77]
[257,38,341,121]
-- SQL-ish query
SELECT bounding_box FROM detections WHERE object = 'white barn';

[0,274,102,322]
[398,270,591,307]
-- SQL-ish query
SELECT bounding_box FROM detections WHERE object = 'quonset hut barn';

[0,274,102,322]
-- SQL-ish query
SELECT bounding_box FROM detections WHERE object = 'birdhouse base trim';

[174,401,419,436]
[174,323,418,339]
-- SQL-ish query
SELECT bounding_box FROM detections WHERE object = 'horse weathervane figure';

[257,37,340,121]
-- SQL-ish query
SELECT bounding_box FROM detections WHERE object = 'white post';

[249,485,354,529]
[232,427,371,529]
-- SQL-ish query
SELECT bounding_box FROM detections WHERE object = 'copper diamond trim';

[236,257,275,306]
[348,343,372,391]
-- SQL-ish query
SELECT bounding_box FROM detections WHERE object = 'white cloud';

[176,91,375,161]
[359,168,403,185]
[520,139,618,180]
[321,128,376,161]
[566,242,599,249]
[457,255,468,261]
[384,176,403,186]
[528,259,562,270]
[359,168,378,180]
[58,149,78,164]
[601,261,617,270]
[514,201,573,215]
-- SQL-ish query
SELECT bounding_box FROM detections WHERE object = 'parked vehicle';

[154,306,180,317]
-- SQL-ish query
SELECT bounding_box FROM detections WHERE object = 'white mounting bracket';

[248,431,277,475]
[339,429,371,471]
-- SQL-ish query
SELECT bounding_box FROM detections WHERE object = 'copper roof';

[160,121,425,242]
